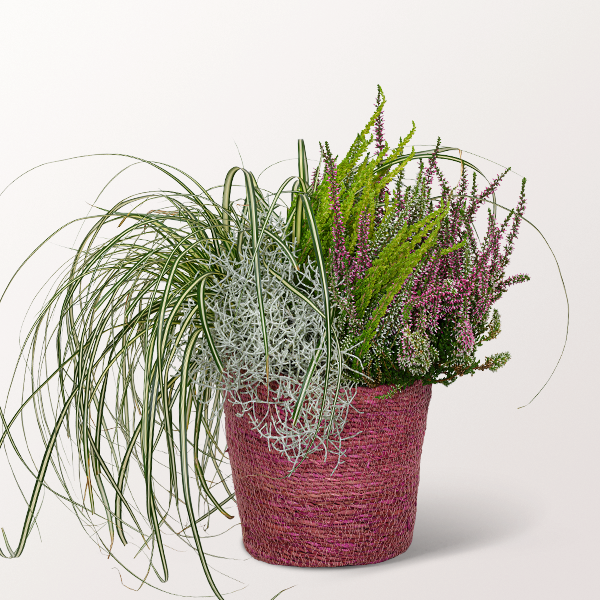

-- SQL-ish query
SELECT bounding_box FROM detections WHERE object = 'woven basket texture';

[224,381,432,568]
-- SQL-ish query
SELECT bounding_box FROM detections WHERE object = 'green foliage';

[353,204,450,359]
[293,94,469,385]
[372,310,512,393]
[294,94,416,269]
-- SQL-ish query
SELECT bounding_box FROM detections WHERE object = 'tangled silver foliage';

[180,207,357,468]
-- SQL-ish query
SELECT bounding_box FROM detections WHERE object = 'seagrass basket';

[224,381,432,568]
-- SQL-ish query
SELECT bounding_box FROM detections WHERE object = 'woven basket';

[224,381,432,568]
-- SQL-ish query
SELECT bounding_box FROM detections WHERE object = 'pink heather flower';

[374,87,390,225]
[456,319,475,354]
[321,142,350,286]
[348,207,372,284]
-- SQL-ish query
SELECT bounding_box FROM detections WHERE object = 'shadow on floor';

[348,487,537,571]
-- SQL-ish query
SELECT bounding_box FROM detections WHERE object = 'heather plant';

[295,87,530,390]
[368,146,529,389]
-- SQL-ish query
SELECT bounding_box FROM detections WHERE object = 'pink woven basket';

[224,381,432,568]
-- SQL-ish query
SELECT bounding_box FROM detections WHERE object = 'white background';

[0,1,598,599]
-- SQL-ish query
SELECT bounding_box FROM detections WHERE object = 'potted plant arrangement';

[0,87,535,598]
